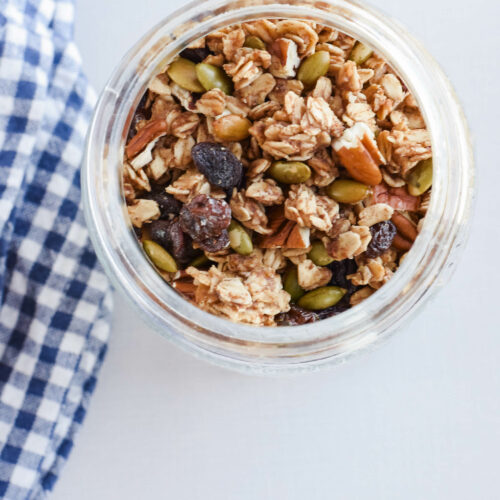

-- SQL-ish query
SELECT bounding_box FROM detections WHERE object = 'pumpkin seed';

[269,161,311,184]
[407,158,433,196]
[228,220,253,256]
[298,286,346,311]
[196,63,233,94]
[348,42,373,65]
[213,114,251,141]
[283,268,305,302]
[244,35,266,50]
[297,51,330,87]
[166,57,204,93]
[143,240,178,273]
[308,240,334,266]
[189,254,210,268]
[326,179,370,204]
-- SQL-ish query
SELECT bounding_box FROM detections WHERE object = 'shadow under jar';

[83,0,474,374]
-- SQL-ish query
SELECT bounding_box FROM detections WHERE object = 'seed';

[326,179,370,204]
[244,35,266,50]
[196,63,233,95]
[298,286,346,311]
[213,114,251,141]
[297,51,330,87]
[268,161,311,184]
[407,158,433,196]
[308,240,334,266]
[143,240,178,273]
[166,57,204,93]
[189,254,210,268]
[283,268,305,302]
[228,220,253,256]
[348,42,373,65]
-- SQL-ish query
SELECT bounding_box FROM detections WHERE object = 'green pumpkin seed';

[298,286,346,311]
[283,268,305,302]
[348,42,373,65]
[269,161,311,184]
[308,240,334,266]
[297,51,330,88]
[213,115,251,141]
[143,240,178,273]
[244,35,266,50]
[228,221,253,256]
[326,179,370,204]
[166,57,205,93]
[189,254,210,268]
[196,63,233,95]
[407,158,433,196]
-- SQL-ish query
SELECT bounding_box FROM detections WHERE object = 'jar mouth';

[83,0,474,366]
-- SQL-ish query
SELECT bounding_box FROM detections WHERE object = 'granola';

[122,19,432,326]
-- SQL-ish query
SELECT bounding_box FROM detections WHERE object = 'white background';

[52,1,500,499]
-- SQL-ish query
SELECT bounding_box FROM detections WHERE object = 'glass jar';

[82,0,474,374]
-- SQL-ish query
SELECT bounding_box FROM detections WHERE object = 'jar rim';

[82,0,474,371]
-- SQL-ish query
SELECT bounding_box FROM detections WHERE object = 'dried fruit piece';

[213,114,252,141]
[277,304,318,325]
[298,286,346,311]
[349,41,373,65]
[196,63,233,95]
[328,259,358,295]
[228,220,253,256]
[316,294,351,319]
[191,142,243,191]
[297,51,330,87]
[268,161,311,184]
[143,240,178,273]
[326,179,370,204]
[283,267,306,302]
[180,47,211,63]
[179,194,231,241]
[308,240,334,266]
[333,122,384,185]
[198,230,230,252]
[407,158,433,196]
[244,35,266,50]
[167,58,205,93]
[143,190,181,218]
[150,219,196,265]
[365,220,397,258]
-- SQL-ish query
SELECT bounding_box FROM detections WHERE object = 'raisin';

[366,220,397,258]
[179,47,211,63]
[180,194,231,242]
[133,226,142,239]
[328,259,358,295]
[197,230,230,253]
[191,142,243,191]
[150,219,196,266]
[143,190,181,218]
[316,294,351,320]
[127,93,151,141]
[277,304,319,326]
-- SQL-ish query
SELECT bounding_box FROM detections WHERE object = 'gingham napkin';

[0,0,112,498]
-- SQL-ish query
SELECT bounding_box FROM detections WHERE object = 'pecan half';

[333,122,384,185]
[126,119,168,159]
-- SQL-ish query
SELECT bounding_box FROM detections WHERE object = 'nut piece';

[259,220,295,248]
[333,122,385,185]
[286,225,311,249]
[391,212,418,242]
[269,38,301,78]
[125,119,168,159]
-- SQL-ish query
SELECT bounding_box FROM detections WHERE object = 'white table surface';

[52,1,499,499]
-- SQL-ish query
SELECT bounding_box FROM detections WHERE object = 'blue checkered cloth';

[0,0,112,498]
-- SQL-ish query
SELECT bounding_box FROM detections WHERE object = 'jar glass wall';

[82,0,474,374]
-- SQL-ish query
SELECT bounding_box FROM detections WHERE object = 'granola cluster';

[123,19,432,327]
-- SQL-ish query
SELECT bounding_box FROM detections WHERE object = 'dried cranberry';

[277,305,319,326]
[179,47,211,63]
[150,219,196,265]
[316,295,351,320]
[197,230,230,253]
[328,259,358,295]
[366,220,397,258]
[191,142,243,191]
[143,190,181,218]
[180,194,231,242]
